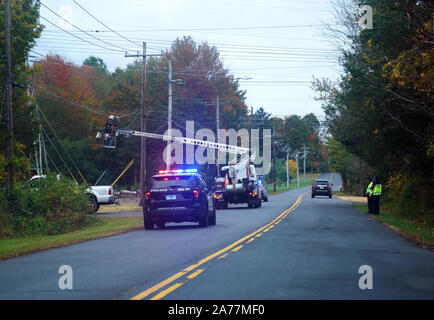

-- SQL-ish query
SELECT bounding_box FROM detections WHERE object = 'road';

[0,173,433,300]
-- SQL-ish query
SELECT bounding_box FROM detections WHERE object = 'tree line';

[0,1,326,191]
[313,0,433,221]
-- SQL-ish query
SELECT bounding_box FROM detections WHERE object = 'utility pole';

[167,57,172,170]
[296,149,299,187]
[303,145,306,182]
[286,148,289,188]
[139,42,147,207]
[273,143,276,192]
[5,0,13,190]
[250,106,253,131]
[125,43,161,207]
[273,127,276,193]
[249,106,253,161]
[215,94,220,177]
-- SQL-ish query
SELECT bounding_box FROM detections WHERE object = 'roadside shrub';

[384,172,434,226]
[0,174,97,238]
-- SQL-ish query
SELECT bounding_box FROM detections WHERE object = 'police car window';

[151,176,194,188]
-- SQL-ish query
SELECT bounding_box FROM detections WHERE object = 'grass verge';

[353,204,434,251]
[0,216,143,261]
[334,191,361,198]
[97,202,141,213]
[265,173,320,195]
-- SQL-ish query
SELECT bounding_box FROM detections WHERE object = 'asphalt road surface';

[0,173,433,300]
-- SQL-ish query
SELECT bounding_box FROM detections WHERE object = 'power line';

[84,24,334,33]
[38,107,86,184]
[36,87,139,119]
[39,15,126,53]
[31,59,104,77]
[42,30,331,46]
[35,37,337,57]
[39,1,135,52]
[173,0,331,11]
[71,0,142,47]
[30,50,45,57]
[41,125,73,176]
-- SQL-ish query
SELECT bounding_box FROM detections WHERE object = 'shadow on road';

[162,224,201,230]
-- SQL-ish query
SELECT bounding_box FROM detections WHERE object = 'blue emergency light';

[158,168,197,174]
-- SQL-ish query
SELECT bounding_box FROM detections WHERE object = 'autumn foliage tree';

[313,0,433,220]
[31,37,252,187]
[0,0,42,185]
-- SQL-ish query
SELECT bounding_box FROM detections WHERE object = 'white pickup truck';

[29,175,115,214]
[86,185,116,213]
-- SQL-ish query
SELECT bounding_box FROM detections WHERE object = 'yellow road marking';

[130,271,187,300]
[186,269,204,280]
[150,282,183,300]
[246,238,255,243]
[263,228,271,232]
[217,253,229,259]
[130,191,307,300]
[255,233,263,237]
[231,245,244,252]
[183,264,200,272]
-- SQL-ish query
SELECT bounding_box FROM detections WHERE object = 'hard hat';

[108,115,114,120]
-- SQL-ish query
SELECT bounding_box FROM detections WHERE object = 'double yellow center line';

[130,191,308,300]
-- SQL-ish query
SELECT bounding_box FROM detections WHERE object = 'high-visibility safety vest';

[372,184,382,196]
[366,182,373,196]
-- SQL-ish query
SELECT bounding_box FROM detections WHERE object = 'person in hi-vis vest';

[365,177,374,214]
[371,177,382,215]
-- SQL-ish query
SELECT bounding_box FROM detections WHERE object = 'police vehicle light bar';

[158,169,197,174]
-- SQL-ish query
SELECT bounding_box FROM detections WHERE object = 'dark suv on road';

[143,169,216,229]
[311,180,333,198]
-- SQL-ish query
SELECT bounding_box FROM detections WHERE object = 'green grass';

[353,204,434,250]
[97,202,141,213]
[0,216,144,260]
[334,191,356,197]
[265,173,320,195]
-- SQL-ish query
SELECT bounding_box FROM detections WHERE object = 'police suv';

[143,169,216,229]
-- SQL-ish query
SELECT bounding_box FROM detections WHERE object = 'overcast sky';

[33,0,342,119]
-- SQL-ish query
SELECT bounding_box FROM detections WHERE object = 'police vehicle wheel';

[264,196,268,202]
[144,221,154,230]
[311,194,315,198]
[156,220,165,229]
[248,202,254,208]
[209,205,216,225]
[329,195,332,199]
[223,201,228,209]
[198,205,209,228]
[143,213,154,230]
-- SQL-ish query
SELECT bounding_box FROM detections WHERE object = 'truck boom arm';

[116,128,251,156]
